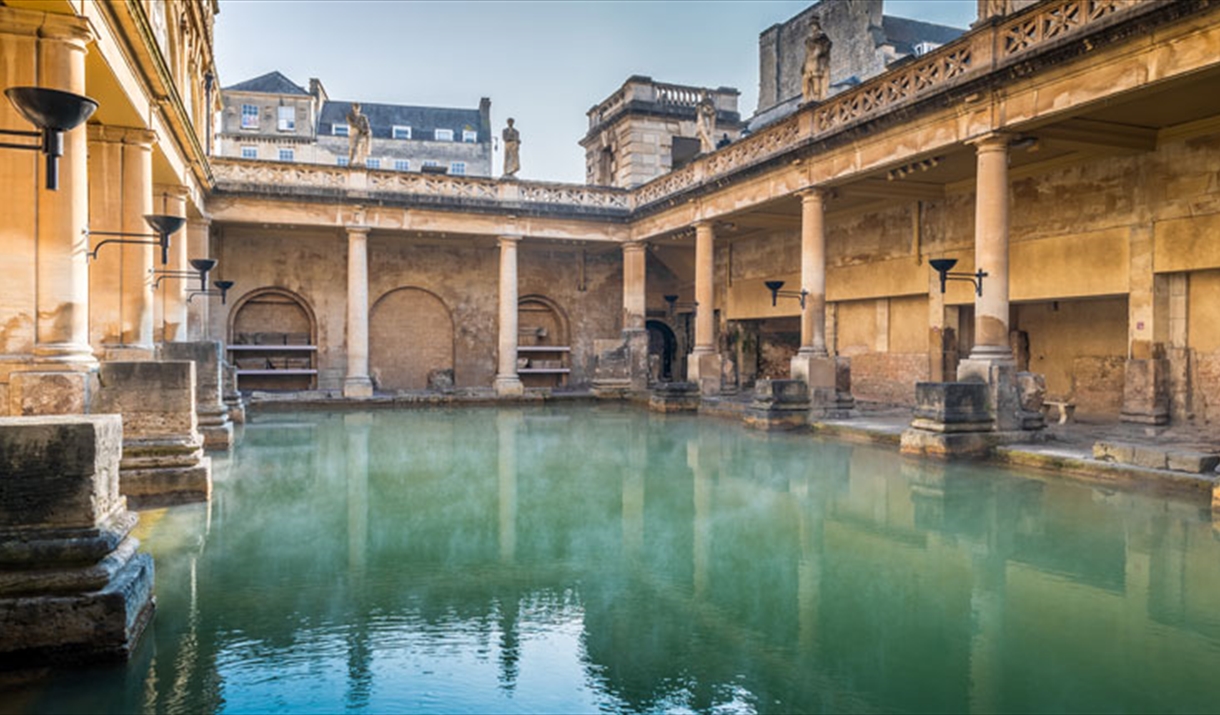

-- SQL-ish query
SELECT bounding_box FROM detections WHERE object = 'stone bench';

[1042,399,1076,424]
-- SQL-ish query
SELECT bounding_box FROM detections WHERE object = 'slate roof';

[318,101,488,142]
[881,15,965,55]
[224,71,309,96]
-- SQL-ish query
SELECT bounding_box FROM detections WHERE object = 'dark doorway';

[671,136,701,170]
[646,320,677,383]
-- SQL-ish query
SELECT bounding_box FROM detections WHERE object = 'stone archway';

[646,319,677,382]
[369,287,454,390]
[228,287,318,391]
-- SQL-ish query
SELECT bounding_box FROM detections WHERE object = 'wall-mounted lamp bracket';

[2,87,97,190]
[764,280,809,310]
[188,280,235,305]
[87,214,185,265]
[663,294,699,317]
[152,258,216,290]
[929,258,987,297]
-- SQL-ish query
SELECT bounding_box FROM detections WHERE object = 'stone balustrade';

[214,0,1156,219]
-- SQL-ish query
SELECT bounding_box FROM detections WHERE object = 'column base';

[91,361,212,507]
[343,376,374,399]
[744,379,810,431]
[792,353,855,418]
[495,375,524,397]
[0,415,155,668]
[686,351,722,396]
[199,407,234,451]
[649,382,701,412]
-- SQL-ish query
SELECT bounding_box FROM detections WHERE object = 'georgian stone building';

[217,70,493,176]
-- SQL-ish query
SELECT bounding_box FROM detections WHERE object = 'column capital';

[0,6,93,45]
[153,183,190,202]
[87,125,158,147]
[346,225,370,238]
[187,216,212,230]
[693,220,715,232]
[622,240,647,254]
[967,132,1014,152]
[498,234,522,247]
[797,186,832,204]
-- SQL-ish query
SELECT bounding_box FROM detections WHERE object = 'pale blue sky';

[215,0,975,183]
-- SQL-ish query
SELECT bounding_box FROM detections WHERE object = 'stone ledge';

[996,446,1216,500]
[1093,440,1220,474]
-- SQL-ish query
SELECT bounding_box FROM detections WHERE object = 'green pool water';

[10,405,1220,714]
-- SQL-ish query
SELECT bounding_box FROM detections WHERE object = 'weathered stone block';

[1131,445,1169,470]
[9,371,96,416]
[1121,358,1169,425]
[1167,451,1220,474]
[687,352,722,397]
[1093,440,1137,464]
[745,378,810,430]
[649,381,700,412]
[159,342,233,450]
[0,415,155,667]
[0,415,124,529]
[899,428,994,458]
[911,382,992,433]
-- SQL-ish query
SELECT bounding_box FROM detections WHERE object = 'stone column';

[964,133,1013,367]
[791,189,853,415]
[157,185,189,343]
[798,189,828,357]
[4,10,98,415]
[954,133,1037,435]
[622,240,649,391]
[343,226,373,398]
[87,126,157,360]
[495,235,524,397]
[186,218,211,341]
[687,221,721,395]
[623,241,646,331]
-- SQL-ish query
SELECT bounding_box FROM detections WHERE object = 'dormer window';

[434,128,454,142]
[392,125,412,140]
[462,130,478,143]
[332,124,349,137]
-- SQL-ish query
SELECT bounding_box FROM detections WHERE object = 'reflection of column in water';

[498,410,521,563]
[794,476,824,654]
[689,434,712,598]
[622,422,645,562]
[969,549,1005,715]
[345,413,372,574]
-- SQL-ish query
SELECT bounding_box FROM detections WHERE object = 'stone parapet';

[159,341,234,450]
[92,361,211,507]
[0,415,155,667]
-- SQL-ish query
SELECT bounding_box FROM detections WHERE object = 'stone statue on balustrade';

[802,17,832,103]
[347,102,371,166]
[502,118,521,179]
[977,0,1013,22]
[696,91,717,154]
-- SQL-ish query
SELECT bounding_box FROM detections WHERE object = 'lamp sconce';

[153,258,216,291]
[189,280,235,305]
[1,87,98,190]
[88,213,186,265]
[663,294,698,317]
[929,258,987,297]
[764,280,808,310]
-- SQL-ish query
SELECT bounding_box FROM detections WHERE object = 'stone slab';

[8,371,96,416]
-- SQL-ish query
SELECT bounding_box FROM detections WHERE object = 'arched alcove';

[369,287,455,391]
[646,319,677,383]
[518,295,569,388]
[228,287,318,391]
